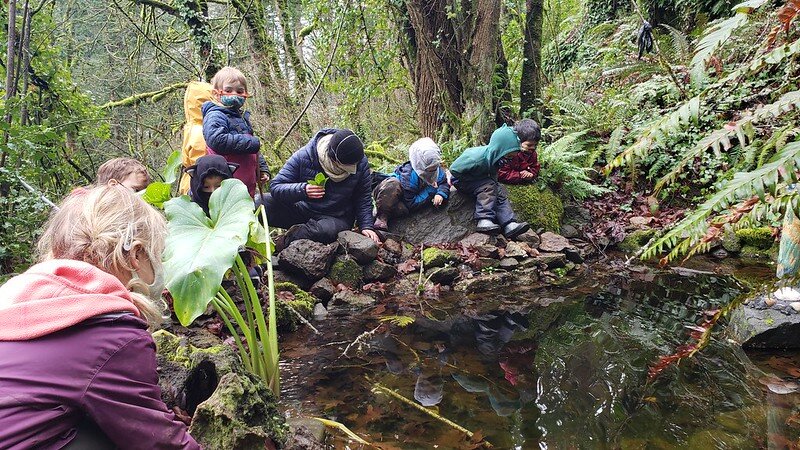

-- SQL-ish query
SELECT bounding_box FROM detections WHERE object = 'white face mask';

[130,249,166,302]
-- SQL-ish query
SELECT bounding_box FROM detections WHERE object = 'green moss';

[618,229,657,253]
[273,282,314,333]
[422,247,459,269]
[153,330,191,366]
[735,227,774,250]
[739,244,778,260]
[506,184,564,232]
[328,256,362,288]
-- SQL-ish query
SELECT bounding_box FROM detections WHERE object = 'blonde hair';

[96,157,150,185]
[37,184,167,326]
[210,66,248,92]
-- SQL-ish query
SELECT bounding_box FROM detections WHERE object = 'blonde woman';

[0,185,199,449]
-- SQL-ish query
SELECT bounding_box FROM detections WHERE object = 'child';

[372,137,449,231]
[186,154,238,216]
[449,124,530,238]
[179,81,215,195]
[498,119,541,184]
[202,66,270,197]
[96,157,151,191]
[258,128,380,247]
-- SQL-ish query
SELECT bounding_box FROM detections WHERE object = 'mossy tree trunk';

[520,0,543,118]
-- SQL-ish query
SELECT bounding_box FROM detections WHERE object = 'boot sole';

[504,223,530,240]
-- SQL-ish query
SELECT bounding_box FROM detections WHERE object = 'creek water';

[279,258,800,449]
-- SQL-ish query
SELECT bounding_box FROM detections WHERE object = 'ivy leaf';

[307,172,328,187]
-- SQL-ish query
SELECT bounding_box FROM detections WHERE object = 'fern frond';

[641,140,800,262]
[539,131,609,200]
[379,315,415,327]
[654,90,800,193]
[661,23,690,62]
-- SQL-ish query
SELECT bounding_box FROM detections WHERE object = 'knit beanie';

[328,129,364,165]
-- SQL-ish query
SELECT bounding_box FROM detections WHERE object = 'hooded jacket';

[189,154,236,216]
[202,101,268,197]
[449,125,521,181]
[180,81,214,195]
[497,149,540,184]
[391,162,449,211]
[0,259,199,449]
[270,129,374,231]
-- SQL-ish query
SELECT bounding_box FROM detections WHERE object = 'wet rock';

[461,232,495,247]
[560,224,580,239]
[330,290,376,307]
[363,260,397,282]
[564,247,584,264]
[478,257,500,268]
[328,255,362,288]
[712,248,729,259]
[337,231,378,264]
[285,419,325,450]
[720,228,741,253]
[280,240,337,282]
[617,228,657,254]
[377,247,401,265]
[189,372,288,449]
[504,242,529,259]
[529,252,567,269]
[427,266,460,285]
[475,244,500,259]
[272,269,312,291]
[313,303,328,320]
[729,292,800,349]
[515,230,540,248]
[499,258,519,270]
[272,282,314,333]
[309,278,335,303]
[388,190,476,244]
[539,232,570,253]
[628,216,653,229]
[455,272,514,294]
[383,238,403,255]
[422,247,459,269]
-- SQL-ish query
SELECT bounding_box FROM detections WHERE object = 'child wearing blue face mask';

[201,66,270,198]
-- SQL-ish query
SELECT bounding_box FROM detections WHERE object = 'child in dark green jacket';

[449,124,530,238]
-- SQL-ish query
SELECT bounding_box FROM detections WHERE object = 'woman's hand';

[362,229,381,243]
[306,184,325,199]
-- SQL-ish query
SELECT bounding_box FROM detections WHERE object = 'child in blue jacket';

[202,66,269,198]
[372,137,449,231]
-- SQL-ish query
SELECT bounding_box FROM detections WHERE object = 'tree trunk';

[19,0,32,127]
[2,0,17,168]
[274,0,306,88]
[520,0,543,118]
[494,44,513,127]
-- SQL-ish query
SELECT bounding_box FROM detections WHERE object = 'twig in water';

[342,324,382,358]
[311,417,376,447]
[282,301,320,334]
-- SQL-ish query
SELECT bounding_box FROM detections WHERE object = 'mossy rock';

[739,244,779,260]
[273,282,314,333]
[618,228,657,253]
[328,255,362,287]
[721,227,741,253]
[422,247,459,269]
[506,184,564,232]
[735,227,774,250]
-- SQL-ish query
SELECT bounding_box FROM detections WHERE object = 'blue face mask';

[220,95,246,109]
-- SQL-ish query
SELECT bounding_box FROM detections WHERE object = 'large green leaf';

[141,182,172,208]
[163,179,256,325]
[162,150,182,184]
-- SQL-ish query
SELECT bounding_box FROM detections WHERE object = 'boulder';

[309,278,336,303]
[735,227,775,250]
[279,240,337,282]
[515,230,540,248]
[728,292,800,349]
[337,231,378,264]
[388,190,476,244]
[363,260,397,282]
[539,232,570,253]
[330,290,376,307]
[504,242,530,259]
[422,247,459,269]
[328,256,362,288]
[506,185,564,232]
[427,266,460,285]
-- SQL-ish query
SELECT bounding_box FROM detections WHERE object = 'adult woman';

[0,185,199,449]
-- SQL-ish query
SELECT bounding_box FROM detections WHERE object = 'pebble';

[792,302,800,313]
[765,297,777,307]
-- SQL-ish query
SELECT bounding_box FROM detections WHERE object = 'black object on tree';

[637,21,654,59]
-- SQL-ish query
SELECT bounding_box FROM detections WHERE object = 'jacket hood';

[449,125,521,179]
[189,154,236,215]
[184,81,214,124]
[0,259,141,341]
[485,125,522,167]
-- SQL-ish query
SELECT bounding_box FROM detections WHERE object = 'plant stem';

[259,205,281,397]
[217,287,260,375]
[235,255,269,381]
[211,296,252,373]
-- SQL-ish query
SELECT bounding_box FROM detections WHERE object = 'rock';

[461,232,495,247]
[499,258,519,269]
[383,238,403,255]
[529,252,567,269]
[628,216,653,229]
[721,228,741,253]
[560,224,580,239]
[272,269,312,291]
[189,372,288,449]
[313,303,328,320]
[495,235,509,247]
[285,419,326,450]
[454,272,514,294]
[515,230,540,248]
[309,278,336,303]
[506,184,564,232]
[775,288,800,302]
[617,228,657,254]
[563,203,591,228]
[330,290,376,307]
[729,292,800,349]
[388,190,477,244]
[792,302,800,313]
[272,282,314,333]
[712,248,729,259]
[279,240,337,282]
[564,247,584,264]
[478,257,500,268]
[328,256,362,288]
[765,297,777,307]
[735,227,774,250]
[539,232,570,253]
[363,260,397,282]
[337,231,378,264]
[377,247,401,265]
[427,266,460,285]
[740,245,777,259]
[422,247,459,269]
[504,241,529,259]
[475,244,500,259]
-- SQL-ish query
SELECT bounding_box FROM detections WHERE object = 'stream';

[279,257,800,449]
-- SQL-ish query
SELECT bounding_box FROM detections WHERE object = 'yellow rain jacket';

[179,81,215,194]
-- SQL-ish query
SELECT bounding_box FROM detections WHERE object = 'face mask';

[220,94,246,109]
[130,249,166,302]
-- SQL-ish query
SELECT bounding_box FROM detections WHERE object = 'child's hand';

[362,229,381,243]
[520,170,534,180]
[446,170,453,186]
[306,184,325,199]
[432,194,444,207]
[260,172,270,184]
